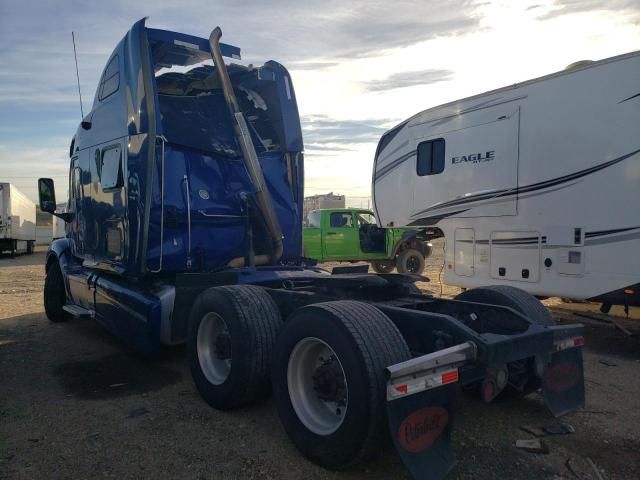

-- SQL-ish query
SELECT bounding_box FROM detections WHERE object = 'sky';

[0,0,639,204]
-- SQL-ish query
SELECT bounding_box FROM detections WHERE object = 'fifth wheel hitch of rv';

[40,19,587,480]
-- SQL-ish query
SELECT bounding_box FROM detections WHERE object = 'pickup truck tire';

[455,285,555,326]
[44,262,69,323]
[370,260,395,273]
[396,248,425,274]
[188,285,282,410]
[272,300,410,469]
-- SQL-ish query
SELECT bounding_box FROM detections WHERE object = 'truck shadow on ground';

[49,317,184,400]
[52,352,183,400]
[0,309,185,401]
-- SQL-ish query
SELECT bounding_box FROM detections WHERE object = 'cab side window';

[100,146,123,190]
[330,212,353,228]
[70,157,82,203]
[357,213,376,226]
[99,55,120,101]
[306,211,321,228]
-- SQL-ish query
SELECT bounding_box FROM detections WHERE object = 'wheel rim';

[197,312,232,385]
[405,255,421,273]
[287,337,349,435]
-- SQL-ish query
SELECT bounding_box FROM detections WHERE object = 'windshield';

[150,30,285,157]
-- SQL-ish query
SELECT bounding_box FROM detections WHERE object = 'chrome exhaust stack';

[209,27,284,265]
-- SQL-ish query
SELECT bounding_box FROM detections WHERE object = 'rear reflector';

[388,368,460,400]
[554,335,585,352]
[441,370,459,384]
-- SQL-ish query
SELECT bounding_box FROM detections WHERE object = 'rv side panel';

[373,51,640,304]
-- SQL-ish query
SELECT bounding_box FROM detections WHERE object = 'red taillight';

[395,384,408,394]
[573,336,585,347]
[441,370,458,384]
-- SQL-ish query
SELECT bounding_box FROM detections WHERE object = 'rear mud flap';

[387,383,457,480]
[543,345,585,417]
[385,342,476,480]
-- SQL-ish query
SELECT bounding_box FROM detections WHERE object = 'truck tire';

[455,285,553,398]
[370,260,395,273]
[455,285,554,326]
[272,300,410,469]
[188,285,282,410]
[396,248,425,274]
[44,262,69,322]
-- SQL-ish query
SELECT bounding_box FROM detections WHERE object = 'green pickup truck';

[303,208,432,273]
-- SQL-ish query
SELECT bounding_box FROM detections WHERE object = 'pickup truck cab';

[303,208,431,273]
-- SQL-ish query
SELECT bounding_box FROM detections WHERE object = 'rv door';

[410,108,520,223]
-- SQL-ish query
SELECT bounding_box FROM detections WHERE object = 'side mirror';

[38,178,56,213]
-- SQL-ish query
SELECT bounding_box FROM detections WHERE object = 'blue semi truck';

[38,19,585,479]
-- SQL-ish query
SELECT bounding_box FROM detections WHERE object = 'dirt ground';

[1,246,639,479]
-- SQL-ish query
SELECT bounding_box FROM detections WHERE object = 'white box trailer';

[0,183,36,254]
[372,51,640,311]
[53,202,67,240]
[36,206,53,245]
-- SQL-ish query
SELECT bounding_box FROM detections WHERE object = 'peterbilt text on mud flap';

[38,19,585,480]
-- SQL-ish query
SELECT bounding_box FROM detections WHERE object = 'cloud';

[0,0,482,105]
[536,0,640,20]
[304,143,353,152]
[288,61,340,71]
[302,115,395,144]
[144,0,483,62]
[363,68,454,92]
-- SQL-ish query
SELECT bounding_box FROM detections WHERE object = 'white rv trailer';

[372,51,640,310]
[0,183,36,254]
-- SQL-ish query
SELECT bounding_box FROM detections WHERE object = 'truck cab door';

[356,211,387,256]
[323,211,359,259]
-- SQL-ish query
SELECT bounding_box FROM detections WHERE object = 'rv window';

[99,55,120,101]
[417,138,445,176]
[330,212,353,228]
[100,146,123,190]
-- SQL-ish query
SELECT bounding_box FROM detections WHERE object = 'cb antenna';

[71,32,84,119]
